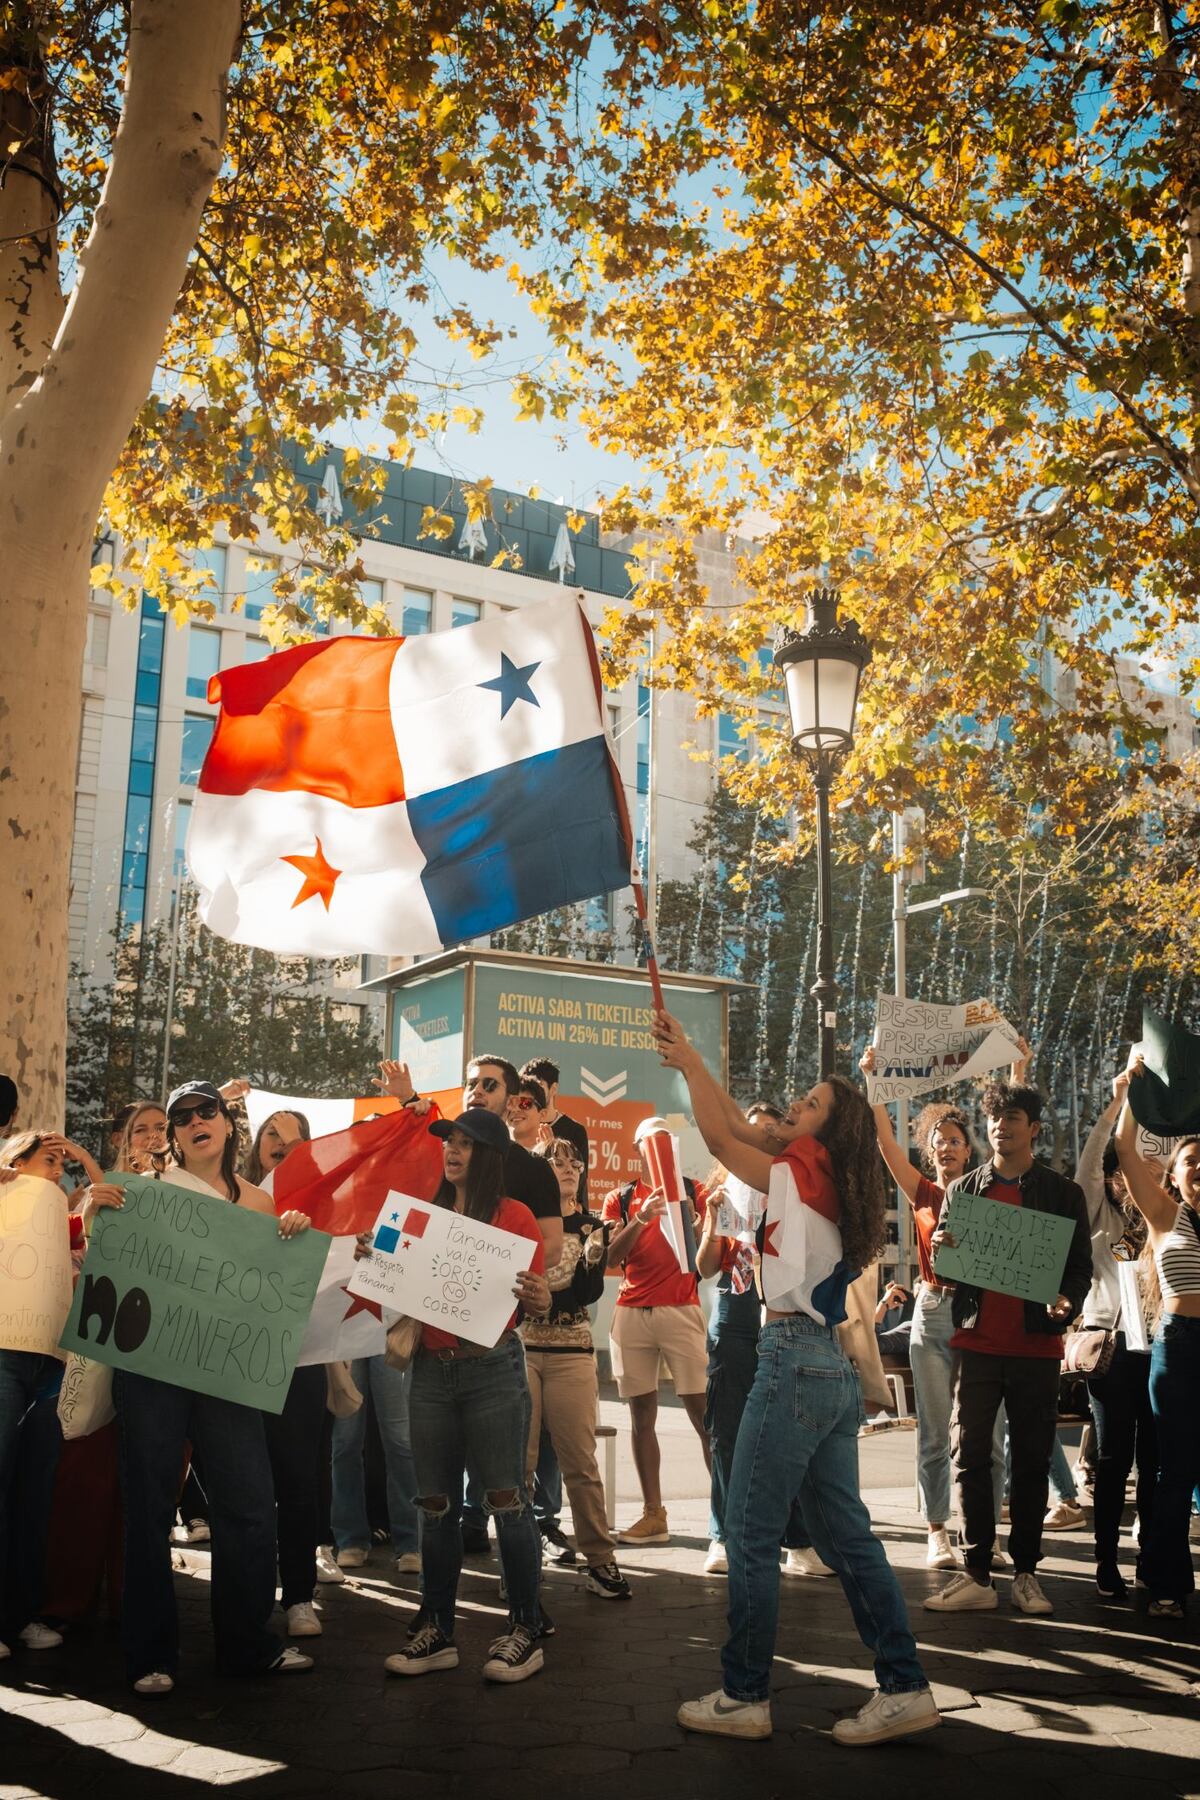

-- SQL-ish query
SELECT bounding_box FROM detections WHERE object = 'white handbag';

[56,1353,115,1439]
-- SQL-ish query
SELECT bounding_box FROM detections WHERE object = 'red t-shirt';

[421,1197,546,1352]
[912,1176,943,1288]
[602,1179,700,1308]
[951,1179,1064,1359]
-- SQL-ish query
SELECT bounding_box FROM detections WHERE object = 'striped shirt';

[1155,1201,1200,1303]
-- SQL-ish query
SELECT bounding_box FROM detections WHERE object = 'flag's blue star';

[390,1212,399,1223]
[478,652,541,719]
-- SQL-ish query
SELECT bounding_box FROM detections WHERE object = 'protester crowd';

[1,1028,1197,1747]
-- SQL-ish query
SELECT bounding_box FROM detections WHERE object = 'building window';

[186,626,221,701]
[242,636,270,662]
[451,597,481,629]
[174,799,192,877]
[181,714,216,787]
[400,588,432,635]
[243,554,280,621]
[135,599,164,707]
[718,712,748,762]
[120,602,165,927]
[194,544,227,600]
[360,578,384,613]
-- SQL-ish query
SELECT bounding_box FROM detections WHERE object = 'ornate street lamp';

[774,587,872,1079]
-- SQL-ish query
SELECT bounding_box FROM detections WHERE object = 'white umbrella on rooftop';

[549,519,575,583]
[459,514,487,559]
[316,462,343,525]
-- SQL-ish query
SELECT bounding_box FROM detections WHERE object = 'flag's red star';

[762,1220,780,1258]
[282,837,341,911]
[402,1239,413,1251]
[340,1284,383,1322]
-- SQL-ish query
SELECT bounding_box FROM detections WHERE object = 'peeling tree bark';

[0,0,241,1126]
[0,23,64,407]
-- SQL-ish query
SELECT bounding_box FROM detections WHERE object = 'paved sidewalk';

[3,1395,1198,1799]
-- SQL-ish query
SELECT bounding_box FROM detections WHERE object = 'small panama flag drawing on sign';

[375,1205,432,1256]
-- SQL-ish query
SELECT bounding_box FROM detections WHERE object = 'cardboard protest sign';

[867,994,1020,1105]
[58,1173,329,1412]
[347,1192,536,1348]
[932,1189,1076,1306]
[1127,1009,1200,1137]
[0,1176,73,1356]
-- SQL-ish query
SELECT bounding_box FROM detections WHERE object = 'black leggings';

[1086,1335,1157,1574]
[263,1364,328,1609]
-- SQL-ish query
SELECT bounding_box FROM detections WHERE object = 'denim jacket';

[936,1160,1093,1337]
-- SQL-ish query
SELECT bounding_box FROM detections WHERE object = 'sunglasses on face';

[170,1099,221,1126]
[468,1075,502,1094]
[511,1095,540,1112]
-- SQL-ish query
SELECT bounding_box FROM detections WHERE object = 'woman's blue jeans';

[409,1334,541,1636]
[722,1315,928,1704]
[706,1324,808,1550]
[1145,1315,1200,1605]
[330,1356,419,1556]
[909,1285,1004,1525]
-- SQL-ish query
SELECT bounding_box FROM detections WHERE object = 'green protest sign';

[58,1174,329,1413]
[932,1190,1075,1306]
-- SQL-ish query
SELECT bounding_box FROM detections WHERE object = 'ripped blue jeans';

[722,1315,928,1703]
[409,1334,541,1636]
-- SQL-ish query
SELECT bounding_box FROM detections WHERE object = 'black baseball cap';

[166,1080,223,1117]
[428,1108,510,1153]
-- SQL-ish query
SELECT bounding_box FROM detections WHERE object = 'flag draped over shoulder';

[271,1107,444,1237]
[186,595,633,955]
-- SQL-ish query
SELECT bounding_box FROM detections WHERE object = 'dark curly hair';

[912,1103,974,1180]
[815,1075,888,1271]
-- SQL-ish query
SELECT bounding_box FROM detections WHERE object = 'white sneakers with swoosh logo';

[677,1689,773,1739]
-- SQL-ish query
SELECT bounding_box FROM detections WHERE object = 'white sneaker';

[18,1622,63,1649]
[926,1529,958,1570]
[286,1602,322,1638]
[833,1687,940,1746]
[133,1671,174,1696]
[782,1547,835,1578]
[396,1552,422,1576]
[184,1518,211,1544]
[1012,1572,1054,1615]
[335,1546,368,1568]
[315,1545,345,1584]
[677,1688,772,1740]
[703,1541,728,1574]
[924,1572,997,1612]
[1043,1500,1084,1532]
[992,1548,1008,1568]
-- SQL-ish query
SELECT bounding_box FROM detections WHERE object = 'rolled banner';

[639,1129,696,1276]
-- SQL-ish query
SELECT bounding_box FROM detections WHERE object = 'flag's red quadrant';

[202,636,405,807]
[401,1207,431,1237]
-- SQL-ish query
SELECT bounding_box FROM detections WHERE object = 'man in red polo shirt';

[603,1116,710,1545]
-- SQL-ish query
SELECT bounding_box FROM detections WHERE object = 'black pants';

[952,1349,1060,1576]
[263,1364,327,1609]
[705,1328,809,1550]
[1086,1336,1157,1574]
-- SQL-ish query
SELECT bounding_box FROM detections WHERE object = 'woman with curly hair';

[653,1011,938,1750]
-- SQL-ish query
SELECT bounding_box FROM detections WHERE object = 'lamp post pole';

[774,586,872,1083]
[812,754,838,1080]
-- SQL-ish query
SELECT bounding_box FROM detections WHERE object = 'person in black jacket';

[924,1081,1091,1620]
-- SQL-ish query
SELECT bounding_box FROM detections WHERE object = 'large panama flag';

[186,595,633,955]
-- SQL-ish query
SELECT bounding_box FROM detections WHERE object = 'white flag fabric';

[294,1235,397,1366]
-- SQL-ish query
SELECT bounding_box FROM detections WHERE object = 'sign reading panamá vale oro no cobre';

[347,1192,536,1349]
[58,1174,329,1412]
[932,1190,1076,1307]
